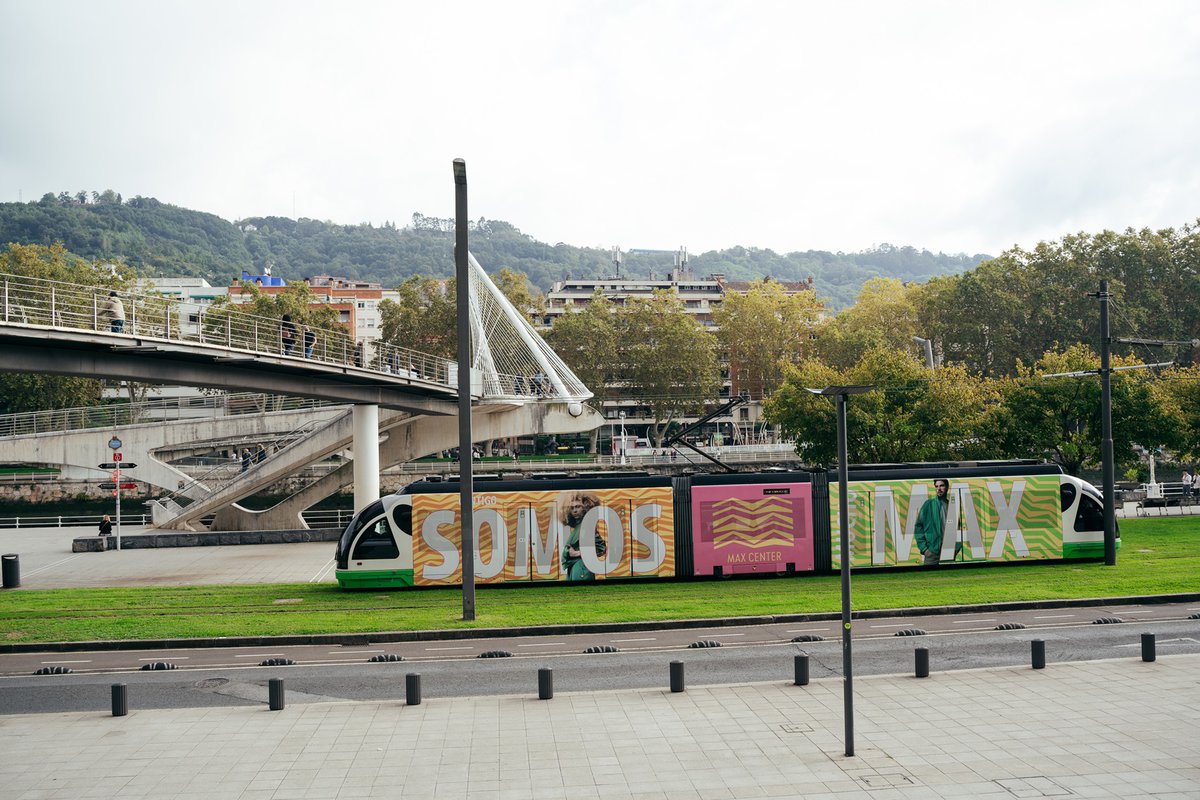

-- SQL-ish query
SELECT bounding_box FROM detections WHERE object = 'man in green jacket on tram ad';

[915,478,956,566]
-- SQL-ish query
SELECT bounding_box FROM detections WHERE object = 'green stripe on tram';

[335,569,415,589]
[1063,540,1119,559]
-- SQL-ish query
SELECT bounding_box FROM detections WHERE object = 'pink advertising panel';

[690,482,814,575]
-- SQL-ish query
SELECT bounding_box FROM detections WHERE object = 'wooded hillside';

[0,192,987,307]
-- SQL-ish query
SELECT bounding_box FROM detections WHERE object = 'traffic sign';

[119,483,137,490]
[98,462,136,470]
[99,482,118,490]
[113,452,123,462]
[108,437,122,450]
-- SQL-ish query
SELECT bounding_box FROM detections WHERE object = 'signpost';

[104,437,124,550]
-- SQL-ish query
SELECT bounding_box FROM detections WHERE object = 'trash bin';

[2,554,18,589]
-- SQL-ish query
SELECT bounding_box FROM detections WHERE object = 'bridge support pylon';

[352,404,380,513]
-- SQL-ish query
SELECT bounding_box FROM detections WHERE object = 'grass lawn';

[1,516,1197,645]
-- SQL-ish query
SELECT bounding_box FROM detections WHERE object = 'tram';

[334,461,1115,589]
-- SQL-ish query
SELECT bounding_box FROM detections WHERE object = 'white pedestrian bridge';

[0,257,600,530]
[0,253,590,411]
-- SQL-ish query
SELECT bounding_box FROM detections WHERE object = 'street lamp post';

[453,158,475,621]
[808,384,874,758]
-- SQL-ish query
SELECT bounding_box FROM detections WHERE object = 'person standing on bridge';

[104,291,125,333]
[280,315,297,355]
[302,325,316,358]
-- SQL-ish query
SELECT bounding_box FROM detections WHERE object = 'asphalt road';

[2,523,1198,716]
[2,601,1197,715]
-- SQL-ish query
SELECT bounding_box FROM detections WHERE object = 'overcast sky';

[2,1,1198,258]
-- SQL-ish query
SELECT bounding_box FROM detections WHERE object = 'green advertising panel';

[828,474,1062,568]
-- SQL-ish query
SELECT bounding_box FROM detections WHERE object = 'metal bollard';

[538,667,553,700]
[1141,633,1156,662]
[111,683,127,717]
[915,647,930,678]
[669,660,685,693]
[1031,639,1046,670]
[268,678,285,711]
[406,673,421,706]
[794,654,809,686]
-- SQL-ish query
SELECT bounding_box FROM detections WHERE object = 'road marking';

[786,628,831,634]
[1109,610,1153,614]
[309,559,336,583]
[333,650,384,654]
[1115,637,1200,647]
[423,646,475,651]
[234,653,284,658]
[41,659,91,664]
[517,643,565,647]
[611,637,657,642]
[23,554,84,577]
[138,656,189,661]
[1034,614,1077,619]
[869,623,916,628]
[952,619,996,624]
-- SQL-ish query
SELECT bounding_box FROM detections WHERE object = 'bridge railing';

[0,273,456,389]
[151,413,347,512]
[0,391,337,438]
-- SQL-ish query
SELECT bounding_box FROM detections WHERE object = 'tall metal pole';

[1098,280,1116,566]
[836,391,854,757]
[454,158,475,620]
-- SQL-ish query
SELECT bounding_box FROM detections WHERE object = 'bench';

[1136,482,1197,516]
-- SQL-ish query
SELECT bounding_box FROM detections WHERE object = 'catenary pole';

[1098,280,1116,565]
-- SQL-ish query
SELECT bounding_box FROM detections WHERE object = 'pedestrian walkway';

[0,525,336,588]
[2,655,1196,799]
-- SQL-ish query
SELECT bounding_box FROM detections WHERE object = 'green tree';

[378,276,456,359]
[0,242,133,412]
[545,291,620,452]
[618,291,720,446]
[813,277,924,369]
[1149,366,1200,464]
[492,267,545,322]
[980,345,1180,475]
[765,347,996,465]
[915,224,1200,377]
[713,279,825,399]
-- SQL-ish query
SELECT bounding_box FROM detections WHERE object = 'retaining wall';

[73,527,342,552]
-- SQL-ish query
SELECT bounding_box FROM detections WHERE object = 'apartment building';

[543,263,815,447]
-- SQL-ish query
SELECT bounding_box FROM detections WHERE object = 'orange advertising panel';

[411,486,676,586]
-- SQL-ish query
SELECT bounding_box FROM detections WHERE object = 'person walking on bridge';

[104,291,125,333]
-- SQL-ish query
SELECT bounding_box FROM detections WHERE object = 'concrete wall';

[72,527,342,552]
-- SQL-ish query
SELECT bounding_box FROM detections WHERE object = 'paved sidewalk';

[0,525,336,589]
[2,655,1196,799]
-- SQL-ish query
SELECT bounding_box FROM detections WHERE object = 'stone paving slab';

[2,655,1196,799]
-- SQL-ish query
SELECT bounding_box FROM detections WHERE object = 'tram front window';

[1075,494,1104,532]
[352,517,400,560]
[1060,483,1076,512]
